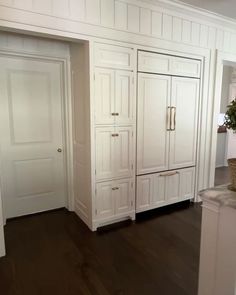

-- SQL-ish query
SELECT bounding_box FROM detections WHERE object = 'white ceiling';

[174,0,236,20]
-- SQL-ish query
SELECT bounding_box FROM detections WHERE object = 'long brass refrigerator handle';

[167,107,172,131]
[171,107,176,131]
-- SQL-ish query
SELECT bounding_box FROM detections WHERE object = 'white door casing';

[169,77,200,170]
[0,56,67,218]
[137,73,171,175]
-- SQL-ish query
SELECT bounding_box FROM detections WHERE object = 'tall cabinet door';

[95,127,115,180]
[137,73,171,175]
[115,71,134,125]
[115,126,134,178]
[169,77,199,170]
[94,68,115,125]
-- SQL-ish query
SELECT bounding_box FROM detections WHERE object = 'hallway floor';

[215,166,230,186]
[0,203,202,295]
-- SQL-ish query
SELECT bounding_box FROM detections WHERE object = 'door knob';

[57,148,62,153]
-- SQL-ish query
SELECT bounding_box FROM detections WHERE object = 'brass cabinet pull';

[111,112,119,116]
[112,187,119,190]
[111,133,119,137]
[160,171,179,177]
[167,106,172,131]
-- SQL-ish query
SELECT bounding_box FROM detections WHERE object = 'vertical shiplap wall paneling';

[208,27,217,48]
[200,25,209,48]
[69,0,86,21]
[162,14,172,40]
[127,4,140,33]
[52,0,70,17]
[172,17,182,42]
[0,0,13,5]
[182,20,192,44]
[86,0,101,24]
[151,11,162,38]
[32,0,52,14]
[140,7,151,35]
[101,0,114,27]
[14,0,32,10]
[223,31,231,52]
[191,22,200,46]
[216,29,224,50]
[115,1,128,30]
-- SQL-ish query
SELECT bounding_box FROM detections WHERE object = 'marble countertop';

[199,185,236,209]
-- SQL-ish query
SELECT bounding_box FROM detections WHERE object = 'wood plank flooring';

[0,202,202,295]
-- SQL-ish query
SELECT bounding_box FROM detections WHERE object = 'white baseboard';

[0,225,5,257]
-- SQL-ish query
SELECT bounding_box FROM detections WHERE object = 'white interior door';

[169,77,199,170]
[137,73,171,175]
[0,56,66,219]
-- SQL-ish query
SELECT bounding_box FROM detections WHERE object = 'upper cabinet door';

[115,126,134,179]
[137,73,171,175]
[169,77,199,170]
[94,68,115,125]
[94,43,134,70]
[115,70,134,125]
[95,127,115,180]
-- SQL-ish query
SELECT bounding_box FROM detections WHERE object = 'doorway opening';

[215,65,236,186]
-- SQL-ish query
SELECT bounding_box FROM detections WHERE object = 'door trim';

[0,50,74,222]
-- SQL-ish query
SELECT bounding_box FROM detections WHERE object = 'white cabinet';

[136,167,195,213]
[95,126,134,181]
[169,77,199,169]
[95,68,115,125]
[138,50,201,78]
[94,43,134,70]
[137,73,171,174]
[95,178,134,220]
[95,68,134,125]
[137,74,199,174]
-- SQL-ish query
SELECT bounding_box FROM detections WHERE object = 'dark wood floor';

[0,202,202,295]
[215,166,230,186]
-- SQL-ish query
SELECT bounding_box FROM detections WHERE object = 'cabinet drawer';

[138,51,201,78]
[94,43,134,70]
[136,167,195,213]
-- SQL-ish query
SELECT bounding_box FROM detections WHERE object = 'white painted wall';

[215,66,232,167]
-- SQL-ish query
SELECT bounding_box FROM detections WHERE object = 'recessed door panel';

[165,172,180,202]
[136,175,153,212]
[94,68,115,125]
[115,126,134,179]
[95,181,114,219]
[115,178,134,214]
[169,77,199,169]
[95,127,114,180]
[137,73,171,174]
[153,173,166,206]
[180,168,195,200]
[0,56,66,218]
[115,70,134,125]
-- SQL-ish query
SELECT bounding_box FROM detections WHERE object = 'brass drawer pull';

[112,187,119,190]
[167,106,172,131]
[160,171,179,177]
[111,133,119,137]
[111,112,119,116]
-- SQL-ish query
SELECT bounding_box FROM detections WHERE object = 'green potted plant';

[224,99,236,191]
